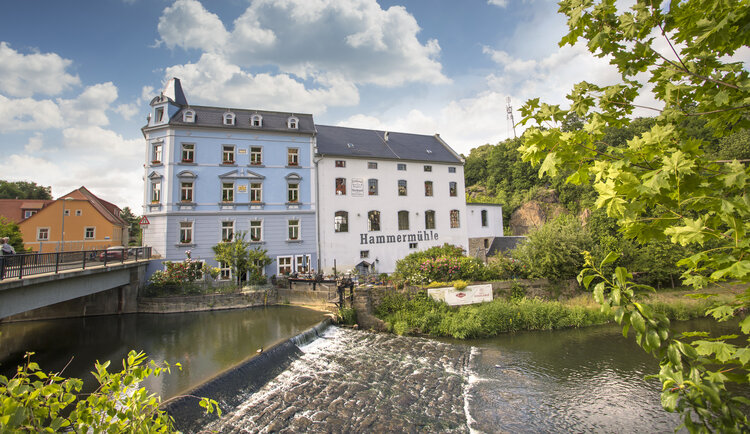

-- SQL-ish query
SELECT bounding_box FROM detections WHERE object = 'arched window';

[251,114,262,127]
[368,211,380,232]
[425,210,436,229]
[334,211,348,232]
[398,211,409,230]
[450,209,460,228]
[287,116,299,129]
[183,109,195,123]
[223,112,236,125]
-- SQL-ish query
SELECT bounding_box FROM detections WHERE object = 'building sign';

[351,178,364,197]
[238,148,247,154]
[428,284,493,306]
[237,185,247,193]
[360,230,438,245]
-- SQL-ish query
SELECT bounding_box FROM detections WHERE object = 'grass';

[374,285,736,340]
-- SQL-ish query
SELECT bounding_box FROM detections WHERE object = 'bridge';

[0,247,153,320]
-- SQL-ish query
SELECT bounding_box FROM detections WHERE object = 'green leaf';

[630,311,646,334]
[646,329,661,350]
[661,390,679,412]
[599,251,621,268]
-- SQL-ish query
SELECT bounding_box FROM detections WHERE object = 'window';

[152,144,162,163]
[335,211,348,232]
[449,181,457,197]
[424,165,432,172]
[221,221,234,242]
[23,210,36,219]
[335,178,346,195]
[183,110,195,123]
[180,181,194,202]
[219,262,231,280]
[250,147,262,165]
[278,256,293,275]
[484,239,489,248]
[288,148,299,166]
[288,219,300,240]
[154,107,164,123]
[425,181,433,197]
[398,180,407,196]
[182,143,195,163]
[251,114,262,127]
[288,183,299,203]
[368,179,378,196]
[250,220,262,242]
[223,112,235,125]
[295,255,310,273]
[368,211,380,231]
[449,167,456,173]
[398,211,409,230]
[222,145,235,164]
[409,242,418,249]
[287,116,298,129]
[450,210,460,228]
[37,227,49,241]
[63,209,70,216]
[368,162,378,169]
[335,160,346,168]
[179,221,193,244]
[84,227,95,240]
[75,210,82,216]
[222,183,234,202]
[360,250,369,259]
[250,182,262,203]
[151,181,161,203]
[481,210,488,227]
[397,163,406,171]
[425,210,436,229]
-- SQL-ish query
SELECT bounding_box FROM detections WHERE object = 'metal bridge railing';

[0,246,152,281]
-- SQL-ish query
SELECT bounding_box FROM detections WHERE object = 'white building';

[315,125,469,274]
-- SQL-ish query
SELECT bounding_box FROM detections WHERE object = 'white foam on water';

[464,346,483,434]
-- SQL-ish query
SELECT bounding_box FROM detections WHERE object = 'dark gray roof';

[487,236,527,256]
[315,125,462,164]
[167,105,315,134]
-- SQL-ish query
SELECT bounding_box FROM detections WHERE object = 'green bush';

[393,243,506,284]
[338,307,357,325]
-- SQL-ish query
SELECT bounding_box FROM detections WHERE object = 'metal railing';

[0,246,152,281]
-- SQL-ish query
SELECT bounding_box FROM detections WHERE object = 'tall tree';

[212,231,272,286]
[518,0,750,431]
[120,207,141,246]
[0,217,24,252]
[0,181,52,200]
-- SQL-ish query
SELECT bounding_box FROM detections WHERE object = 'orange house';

[18,187,129,253]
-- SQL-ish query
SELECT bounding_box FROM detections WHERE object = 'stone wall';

[137,290,275,314]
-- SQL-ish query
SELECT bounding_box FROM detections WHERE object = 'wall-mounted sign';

[237,185,248,193]
[351,178,364,197]
[238,148,247,154]
[428,284,493,306]
[359,230,438,245]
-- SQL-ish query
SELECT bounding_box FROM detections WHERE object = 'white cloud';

[62,126,142,158]
[165,53,359,113]
[24,132,44,152]
[157,0,230,51]
[0,42,80,98]
[57,82,118,127]
[157,0,449,89]
[0,95,64,132]
[487,0,509,7]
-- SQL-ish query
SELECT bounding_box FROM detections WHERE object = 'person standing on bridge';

[0,237,15,279]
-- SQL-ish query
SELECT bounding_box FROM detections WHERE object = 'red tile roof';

[0,199,54,223]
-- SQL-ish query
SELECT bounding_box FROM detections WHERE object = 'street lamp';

[60,197,74,252]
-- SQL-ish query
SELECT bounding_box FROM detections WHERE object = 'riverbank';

[372,285,738,339]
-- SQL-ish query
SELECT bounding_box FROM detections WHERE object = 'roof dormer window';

[223,112,236,125]
[251,114,263,127]
[287,116,299,129]
[183,109,195,123]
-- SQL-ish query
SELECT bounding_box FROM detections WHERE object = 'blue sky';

[0,0,680,212]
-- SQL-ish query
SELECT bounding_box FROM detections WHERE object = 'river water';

[0,308,740,433]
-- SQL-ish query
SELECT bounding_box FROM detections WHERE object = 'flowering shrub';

[149,251,206,287]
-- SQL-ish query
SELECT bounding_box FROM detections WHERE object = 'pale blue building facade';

[141,79,317,278]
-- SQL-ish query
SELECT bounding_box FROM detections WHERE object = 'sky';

[0,0,701,213]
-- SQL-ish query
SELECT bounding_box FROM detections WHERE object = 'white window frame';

[250,146,263,165]
[183,109,195,123]
[37,227,50,241]
[287,182,299,203]
[277,256,293,275]
[249,220,263,242]
[223,112,236,125]
[368,162,378,169]
[250,182,262,203]
[251,114,263,127]
[181,143,195,163]
[63,209,70,216]
[222,145,235,164]
[397,163,407,171]
[219,261,232,280]
[152,143,162,163]
[23,210,36,219]
[151,181,161,203]
[180,181,194,202]
[448,167,456,173]
[179,221,193,244]
[295,254,311,273]
[75,209,82,216]
[287,148,299,166]
[287,116,298,129]
[221,220,234,242]
[222,182,234,202]
[288,219,300,241]
[84,227,95,240]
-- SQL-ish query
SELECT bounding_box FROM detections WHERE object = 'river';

[0,309,740,432]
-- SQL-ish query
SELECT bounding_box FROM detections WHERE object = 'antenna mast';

[506,96,516,139]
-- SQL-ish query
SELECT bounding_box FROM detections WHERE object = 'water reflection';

[0,306,326,399]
